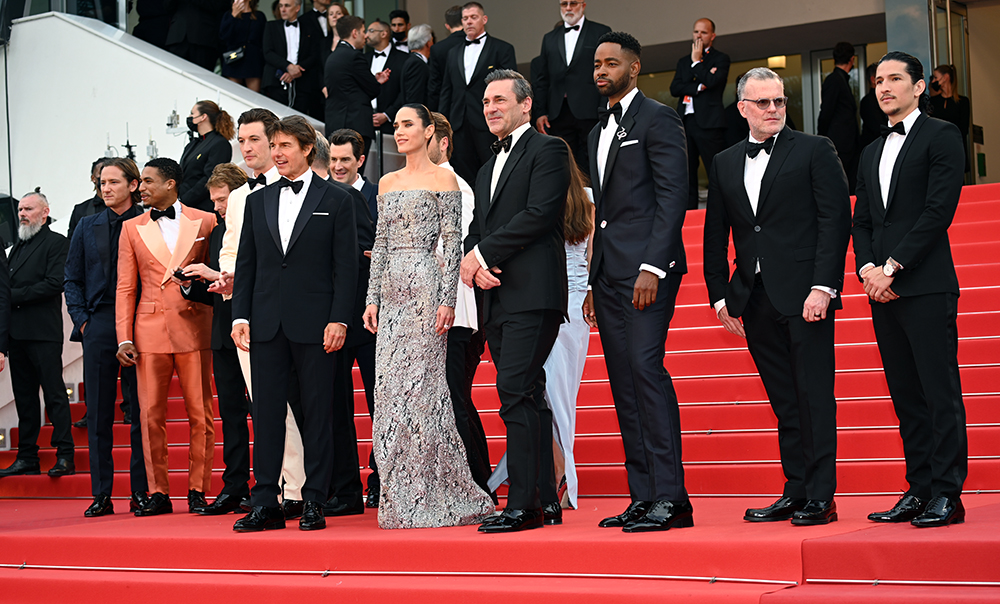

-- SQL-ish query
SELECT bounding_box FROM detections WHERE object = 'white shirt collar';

[894,107,921,136]
[503,122,532,151]
[748,130,779,145]
[466,31,487,43]
[412,51,428,63]
[606,86,640,119]
[351,175,366,191]
[262,164,280,184]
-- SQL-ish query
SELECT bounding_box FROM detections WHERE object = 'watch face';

[883,264,894,277]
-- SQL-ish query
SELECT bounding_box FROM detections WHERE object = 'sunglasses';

[742,97,789,110]
[559,1,582,7]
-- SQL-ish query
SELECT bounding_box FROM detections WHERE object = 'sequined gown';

[366,189,495,529]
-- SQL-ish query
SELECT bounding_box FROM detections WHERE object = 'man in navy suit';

[329,129,378,225]
[65,158,150,516]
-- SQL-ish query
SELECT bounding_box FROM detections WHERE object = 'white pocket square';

[313,212,330,216]
[620,140,639,148]
[194,237,205,241]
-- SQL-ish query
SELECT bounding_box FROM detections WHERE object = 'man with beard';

[388,9,411,52]
[0,191,75,478]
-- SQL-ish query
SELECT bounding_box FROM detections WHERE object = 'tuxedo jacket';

[324,41,381,139]
[0,248,9,354]
[817,67,859,159]
[851,113,964,297]
[367,46,410,135]
[704,127,852,318]
[328,177,375,349]
[587,91,688,298]
[179,130,233,212]
[116,204,216,353]
[262,18,323,92]
[181,221,234,350]
[439,34,517,131]
[668,46,730,129]
[232,173,358,344]
[465,127,569,317]
[8,224,68,342]
[64,204,144,342]
[427,30,466,112]
[164,0,228,48]
[359,177,378,225]
[533,18,611,121]
[400,52,429,107]
[859,90,885,150]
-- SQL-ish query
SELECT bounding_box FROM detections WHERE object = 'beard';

[18,220,43,240]
[598,72,630,98]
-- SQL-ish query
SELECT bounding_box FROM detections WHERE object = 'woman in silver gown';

[362,104,495,529]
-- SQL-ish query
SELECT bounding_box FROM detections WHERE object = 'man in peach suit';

[116,157,217,516]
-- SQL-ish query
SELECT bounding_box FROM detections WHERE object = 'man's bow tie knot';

[278,178,304,194]
[564,24,580,32]
[373,51,386,58]
[491,135,512,155]
[465,37,482,46]
[285,20,298,27]
[881,122,906,138]
[150,206,175,221]
[598,102,622,128]
[746,136,775,159]
[248,174,267,190]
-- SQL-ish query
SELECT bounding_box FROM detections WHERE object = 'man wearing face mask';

[389,9,411,52]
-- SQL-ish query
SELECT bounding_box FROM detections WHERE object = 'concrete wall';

[968,0,1000,184]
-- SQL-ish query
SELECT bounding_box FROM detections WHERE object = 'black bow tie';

[465,36,483,46]
[285,20,298,27]
[248,174,267,190]
[598,102,622,128]
[746,136,775,159]
[373,51,386,58]
[881,121,906,138]
[491,135,512,155]
[150,206,175,221]
[278,178,304,194]
[564,24,580,32]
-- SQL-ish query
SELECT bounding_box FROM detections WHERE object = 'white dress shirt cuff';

[233,319,249,327]
[118,340,133,347]
[639,264,666,279]
[811,285,838,298]
[859,262,876,279]
[713,299,726,315]
[473,245,490,271]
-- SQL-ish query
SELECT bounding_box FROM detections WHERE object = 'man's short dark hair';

[833,42,855,66]
[445,4,463,28]
[145,157,183,186]
[430,112,454,161]
[328,128,365,161]
[866,62,877,81]
[597,31,642,59]
[462,1,484,13]
[238,107,279,131]
[267,116,318,164]
[389,9,409,23]
[337,14,365,39]
[484,69,533,102]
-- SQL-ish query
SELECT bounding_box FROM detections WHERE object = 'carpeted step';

[762,584,1000,604]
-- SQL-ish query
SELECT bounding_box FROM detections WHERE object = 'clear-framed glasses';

[742,97,789,110]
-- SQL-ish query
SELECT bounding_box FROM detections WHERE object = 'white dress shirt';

[277,170,312,253]
[563,16,584,65]
[473,121,532,270]
[370,46,390,109]
[155,200,183,254]
[351,174,366,191]
[463,33,487,85]
[412,51,428,64]
[682,46,711,116]
[313,9,328,37]
[439,161,477,330]
[284,19,300,65]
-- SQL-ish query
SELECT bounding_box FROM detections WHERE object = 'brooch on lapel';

[616,127,627,140]
[196,153,202,159]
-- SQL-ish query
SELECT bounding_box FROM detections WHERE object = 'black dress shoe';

[135,492,173,516]
[0,459,41,477]
[73,417,88,429]
[324,493,365,516]
[194,493,246,515]
[47,458,76,477]
[282,499,304,520]
[791,500,837,525]
[598,500,652,528]
[299,501,327,531]
[240,497,251,512]
[129,491,149,512]
[84,494,114,517]
[622,500,694,532]
[744,496,807,522]
[187,490,207,512]
[478,508,544,533]
[542,501,562,525]
[868,494,928,523]
[234,506,285,532]
[911,496,965,528]
[123,409,132,424]
[365,487,380,509]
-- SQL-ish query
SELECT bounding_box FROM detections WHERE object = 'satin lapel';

[136,216,173,276]
[870,137,886,218]
[588,125,602,203]
[264,186,282,254]
[164,208,201,284]
[756,128,795,216]
[285,175,324,255]
[477,158,495,223]
[556,31,567,66]
[730,150,755,222]
[601,92,641,189]
[456,40,468,86]
[469,37,492,87]
[885,113,926,214]
[491,129,533,206]
[92,211,111,284]
[568,22,588,67]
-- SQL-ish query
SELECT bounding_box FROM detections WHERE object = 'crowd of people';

[0,1,970,535]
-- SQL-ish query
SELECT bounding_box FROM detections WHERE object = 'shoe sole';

[299,523,327,531]
[234,522,286,532]
[744,513,796,522]
[791,513,838,525]
[544,518,562,525]
[84,510,114,518]
[622,515,695,533]
[911,517,965,528]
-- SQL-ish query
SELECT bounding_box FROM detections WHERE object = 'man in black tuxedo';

[299,0,331,39]
[853,52,967,528]
[325,15,386,158]
[366,19,409,137]
[262,0,324,118]
[427,5,465,111]
[0,192,75,478]
[400,24,433,106]
[64,159,149,516]
[0,248,8,377]
[704,68,851,526]
[533,0,610,177]
[164,0,228,71]
[460,69,569,533]
[439,2,517,185]
[584,32,691,532]
[232,116,358,532]
[817,42,860,193]
[669,18,729,209]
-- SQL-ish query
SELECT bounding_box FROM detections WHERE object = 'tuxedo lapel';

[491,129,533,206]
[285,174,324,254]
[456,41,468,86]
[870,137,887,217]
[729,149,755,221]
[568,22,588,67]
[588,125,602,203]
[469,37,492,87]
[136,217,173,275]
[164,208,202,284]
[263,186,283,254]
[601,92,642,189]
[756,128,795,215]
[885,113,926,213]
[556,30,567,66]
[476,158,495,223]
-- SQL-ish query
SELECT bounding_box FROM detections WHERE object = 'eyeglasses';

[559,1,582,7]
[742,97,789,110]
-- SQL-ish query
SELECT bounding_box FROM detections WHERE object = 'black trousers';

[450,125,496,187]
[83,304,147,496]
[264,81,313,116]
[10,338,74,464]
[250,327,335,506]
[593,271,687,502]
[212,346,251,498]
[446,325,493,498]
[741,276,838,501]
[682,114,725,209]
[547,98,598,180]
[483,299,561,510]
[329,340,374,499]
[871,292,966,500]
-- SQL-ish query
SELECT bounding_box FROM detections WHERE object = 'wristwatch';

[882,257,902,277]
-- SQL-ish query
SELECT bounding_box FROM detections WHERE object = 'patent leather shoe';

[0,459,41,477]
[194,493,245,515]
[84,494,114,517]
[868,494,927,523]
[542,501,563,525]
[744,496,807,522]
[911,496,965,528]
[598,500,652,528]
[323,493,365,516]
[365,487,380,509]
[187,490,207,512]
[299,501,327,531]
[282,499,304,519]
[234,506,285,532]
[73,417,88,429]
[134,492,173,517]
[478,508,544,533]
[622,500,694,532]
[129,491,149,512]
[47,458,76,477]
[791,500,837,525]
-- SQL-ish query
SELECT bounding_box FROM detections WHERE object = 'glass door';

[933,0,975,183]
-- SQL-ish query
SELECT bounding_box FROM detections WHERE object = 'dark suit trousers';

[682,114,725,209]
[212,346,251,498]
[83,304,146,495]
[10,339,75,463]
[548,98,598,180]
[871,292,966,500]
[250,327,335,506]
[484,301,561,510]
[594,271,687,502]
[446,325,493,498]
[741,276,838,500]
[264,81,312,116]
[451,126,496,187]
[330,341,374,498]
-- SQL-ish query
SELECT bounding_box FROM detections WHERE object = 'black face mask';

[187,116,198,132]
[930,80,941,92]
[391,30,406,42]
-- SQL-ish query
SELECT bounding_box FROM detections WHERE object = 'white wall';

[968,0,1000,184]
